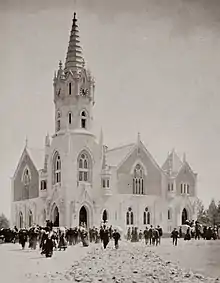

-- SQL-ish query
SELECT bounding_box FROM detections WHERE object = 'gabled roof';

[162,149,183,176]
[177,160,197,179]
[106,143,135,167]
[26,147,45,170]
[13,146,44,179]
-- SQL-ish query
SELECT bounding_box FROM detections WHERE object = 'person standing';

[171,228,178,246]
[157,225,163,245]
[143,227,149,245]
[149,225,153,245]
[112,229,120,249]
[102,225,109,249]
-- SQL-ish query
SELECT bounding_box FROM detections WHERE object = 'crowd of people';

[0,221,121,258]
[126,225,163,246]
[171,220,220,246]
[1,219,220,257]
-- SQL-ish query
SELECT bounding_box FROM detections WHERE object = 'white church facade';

[11,13,198,233]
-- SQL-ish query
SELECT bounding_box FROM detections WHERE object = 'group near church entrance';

[11,12,199,235]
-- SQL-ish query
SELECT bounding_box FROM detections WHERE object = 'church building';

[11,13,198,233]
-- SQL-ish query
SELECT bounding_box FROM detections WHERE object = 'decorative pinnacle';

[183,152,186,163]
[64,12,85,73]
[59,60,63,69]
[25,136,28,148]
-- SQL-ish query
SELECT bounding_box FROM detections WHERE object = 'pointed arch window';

[133,164,144,194]
[80,110,87,129]
[22,168,30,199]
[78,152,92,183]
[69,82,72,95]
[143,212,147,225]
[126,207,134,225]
[56,111,61,132]
[143,207,149,225]
[68,112,72,125]
[168,209,171,220]
[53,152,61,185]
[147,212,150,224]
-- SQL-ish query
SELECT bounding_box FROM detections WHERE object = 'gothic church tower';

[53,13,95,135]
[46,13,101,228]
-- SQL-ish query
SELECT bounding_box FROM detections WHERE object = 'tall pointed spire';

[64,12,84,73]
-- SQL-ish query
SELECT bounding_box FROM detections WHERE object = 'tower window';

[78,151,91,183]
[81,110,87,129]
[102,179,105,188]
[53,152,61,185]
[41,180,47,190]
[69,82,72,95]
[68,112,72,125]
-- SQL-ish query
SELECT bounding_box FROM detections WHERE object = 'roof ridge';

[107,143,135,152]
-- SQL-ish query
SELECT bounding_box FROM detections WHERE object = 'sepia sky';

[1,0,220,218]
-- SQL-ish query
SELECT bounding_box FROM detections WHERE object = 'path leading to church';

[0,239,220,283]
[0,242,93,283]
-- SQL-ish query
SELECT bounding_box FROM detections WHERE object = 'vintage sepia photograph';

[1,0,220,282]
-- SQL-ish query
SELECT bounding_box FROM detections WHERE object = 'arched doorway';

[102,209,108,224]
[182,208,188,224]
[19,212,23,229]
[79,206,88,227]
[53,206,59,227]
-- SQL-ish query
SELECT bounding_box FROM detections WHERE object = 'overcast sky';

[1,0,220,218]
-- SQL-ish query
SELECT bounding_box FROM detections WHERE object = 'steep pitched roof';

[26,147,45,170]
[13,146,44,179]
[162,149,183,176]
[106,143,135,167]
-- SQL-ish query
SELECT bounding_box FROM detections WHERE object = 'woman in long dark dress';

[19,229,28,249]
[80,228,89,247]
[44,231,55,258]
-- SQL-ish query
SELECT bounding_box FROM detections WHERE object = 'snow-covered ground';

[0,239,219,283]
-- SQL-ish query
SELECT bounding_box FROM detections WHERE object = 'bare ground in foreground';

[0,239,219,283]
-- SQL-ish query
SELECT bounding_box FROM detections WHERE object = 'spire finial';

[25,136,28,148]
[74,12,76,20]
[137,132,141,144]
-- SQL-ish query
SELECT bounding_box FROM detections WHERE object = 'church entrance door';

[102,209,108,224]
[182,208,188,225]
[53,206,59,227]
[79,206,88,227]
